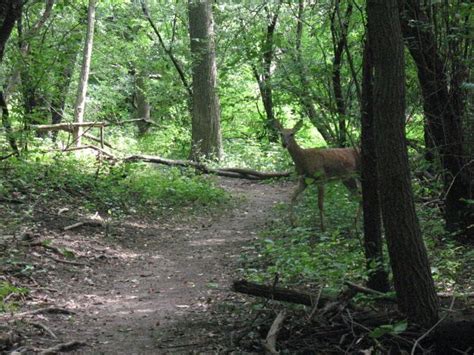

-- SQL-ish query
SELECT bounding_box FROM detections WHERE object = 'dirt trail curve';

[34,178,291,354]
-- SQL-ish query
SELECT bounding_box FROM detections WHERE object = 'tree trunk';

[360,39,389,292]
[134,71,152,137]
[51,47,78,130]
[252,4,281,143]
[188,0,222,160]
[73,0,96,147]
[400,1,473,236]
[367,0,438,327]
[0,1,23,153]
[330,1,352,147]
[293,0,336,146]
[0,1,22,60]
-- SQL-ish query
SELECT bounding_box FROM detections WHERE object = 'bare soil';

[1,178,291,354]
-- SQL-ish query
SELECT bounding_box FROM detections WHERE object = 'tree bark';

[293,0,336,145]
[51,46,79,128]
[330,1,352,147]
[360,39,389,292]
[134,71,152,136]
[0,1,23,153]
[400,1,473,236]
[188,0,222,160]
[73,0,97,147]
[367,0,438,327]
[252,3,281,143]
[0,1,23,61]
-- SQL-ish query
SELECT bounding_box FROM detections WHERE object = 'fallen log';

[232,279,330,307]
[125,154,291,180]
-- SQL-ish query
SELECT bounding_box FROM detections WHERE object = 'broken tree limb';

[39,341,86,355]
[125,154,291,180]
[16,307,76,317]
[344,281,396,302]
[232,279,331,307]
[263,311,286,354]
[83,132,113,148]
[58,145,116,159]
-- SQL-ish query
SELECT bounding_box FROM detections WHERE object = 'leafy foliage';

[0,154,228,218]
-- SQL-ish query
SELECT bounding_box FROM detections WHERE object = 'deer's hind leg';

[343,177,362,229]
[290,176,307,226]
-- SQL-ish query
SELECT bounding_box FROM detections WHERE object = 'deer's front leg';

[317,184,325,231]
[290,176,307,226]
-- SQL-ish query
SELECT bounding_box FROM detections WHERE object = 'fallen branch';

[126,155,290,180]
[39,341,86,354]
[17,306,76,317]
[0,152,16,161]
[43,254,88,267]
[83,133,113,148]
[263,311,286,354]
[25,321,57,338]
[63,219,104,231]
[232,279,330,307]
[344,281,396,302]
[29,242,63,255]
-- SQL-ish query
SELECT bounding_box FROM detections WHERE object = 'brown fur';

[277,121,360,231]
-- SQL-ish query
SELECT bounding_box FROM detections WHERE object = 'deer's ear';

[293,120,304,132]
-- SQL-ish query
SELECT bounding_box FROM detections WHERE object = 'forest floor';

[1,177,292,354]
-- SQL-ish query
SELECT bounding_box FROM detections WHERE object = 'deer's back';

[301,147,360,178]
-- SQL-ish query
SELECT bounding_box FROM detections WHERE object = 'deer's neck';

[287,140,307,170]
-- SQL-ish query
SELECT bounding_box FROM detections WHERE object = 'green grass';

[0,153,229,218]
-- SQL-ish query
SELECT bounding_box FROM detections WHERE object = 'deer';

[274,119,361,231]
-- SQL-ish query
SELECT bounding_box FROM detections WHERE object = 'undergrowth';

[243,181,473,295]
[0,152,229,220]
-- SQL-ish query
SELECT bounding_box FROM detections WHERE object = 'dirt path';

[13,178,290,354]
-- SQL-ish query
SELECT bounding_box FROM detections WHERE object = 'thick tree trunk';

[400,1,473,236]
[0,1,23,153]
[73,0,96,147]
[134,72,152,136]
[360,39,389,292]
[188,0,222,160]
[367,0,438,327]
[0,1,22,60]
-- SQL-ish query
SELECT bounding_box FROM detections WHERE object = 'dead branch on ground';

[38,340,86,354]
[126,155,291,180]
[263,311,286,354]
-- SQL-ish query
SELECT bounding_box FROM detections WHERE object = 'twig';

[344,281,395,301]
[63,222,85,231]
[29,242,63,255]
[307,287,324,321]
[16,306,76,317]
[0,152,16,161]
[43,254,88,267]
[64,219,104,231]
[39,341,86,354]
[25,321,57,338]
[263,311,286,354]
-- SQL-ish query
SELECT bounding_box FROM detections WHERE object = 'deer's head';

[274,120,304,148]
